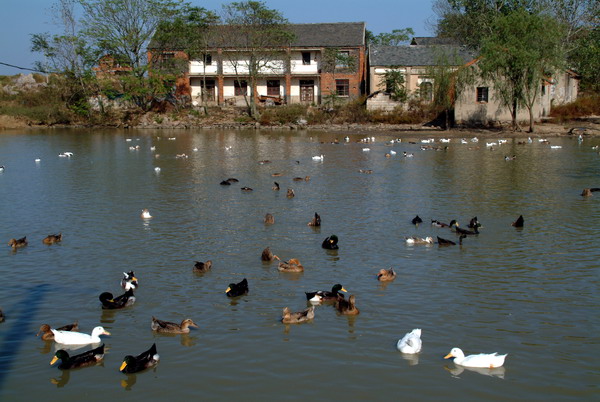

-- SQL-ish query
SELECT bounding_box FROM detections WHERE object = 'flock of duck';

[4,132,596,381]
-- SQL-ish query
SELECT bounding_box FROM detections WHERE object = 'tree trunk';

[528,107,535,133]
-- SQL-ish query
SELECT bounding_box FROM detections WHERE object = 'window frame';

[266,80,280,96]
[476,86,489,103]
[335,79,350,97]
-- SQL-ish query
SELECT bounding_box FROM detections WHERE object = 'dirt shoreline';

[1,114,598,137]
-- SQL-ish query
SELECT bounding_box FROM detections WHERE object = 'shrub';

[549,95,600,121]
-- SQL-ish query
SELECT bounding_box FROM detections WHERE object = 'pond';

[0,128,598,400]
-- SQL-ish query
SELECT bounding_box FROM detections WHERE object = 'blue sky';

[0,0,437,76]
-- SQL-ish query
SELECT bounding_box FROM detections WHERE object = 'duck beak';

[225,287,231,293]
[132,277,138,282]
[444,353,454,359]
[119,361,128,371]
[341,288,348,292]
[50,356,59,365]
[103,330,111,336]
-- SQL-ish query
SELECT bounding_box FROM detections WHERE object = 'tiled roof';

[149,22,365,50]
[369,45,475,67]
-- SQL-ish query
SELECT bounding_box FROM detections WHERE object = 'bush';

[259,104,308,125]
[549,95,600,121]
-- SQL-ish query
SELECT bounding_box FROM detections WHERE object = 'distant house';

[149,22,367,107]
[93,55,132,78]
[454,63,579,126]
[367,43,473,111]
[369,37,579,125]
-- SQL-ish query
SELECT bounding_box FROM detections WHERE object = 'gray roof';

[149,22,365,50]
[369,45,475,67]
[289,22,365,47]
[410,37,460,46]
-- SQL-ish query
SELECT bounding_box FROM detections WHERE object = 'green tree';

[479,10,565,131]
[570,26,600,92]
[379,68,407,103]
[153,6,221,109]
[322,47,357,108]
[366,28,414,46]
[425,47,474,129]
[220,1,294,119]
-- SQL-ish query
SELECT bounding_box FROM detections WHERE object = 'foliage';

[479,10,565,131]
[79,0,185,77]
[425,47,474,129]
[220,1,295,119]
[549,94,600,120]
[570,26,600,93]
[379,68,407,102]
[258,104,308,125]
[366,28,415,46]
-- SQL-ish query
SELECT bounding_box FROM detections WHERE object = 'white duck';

[52,326,110,345]
[397,329,422,354]
[141,209,152,219]
[312,154,324,161]
[405,236,433,245]
[444,347,507,368]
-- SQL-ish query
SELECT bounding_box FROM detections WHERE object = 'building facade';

[155,22,367,107]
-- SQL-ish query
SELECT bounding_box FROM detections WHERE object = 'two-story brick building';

[152,22,367,107]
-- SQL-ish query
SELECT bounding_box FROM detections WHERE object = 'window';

[420,82,433,102]
[267,80,280,96]
[336,79,349,97]
[203,54,212,66]
[201,79,215,101]
[302,52,311,65]
[234,80,247,96]
[477,87,489,103]
[336,51,350,68]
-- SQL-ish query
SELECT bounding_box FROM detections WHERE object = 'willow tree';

[220,1,294,119]
[479,10,565,131]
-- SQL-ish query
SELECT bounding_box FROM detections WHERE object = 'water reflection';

[38,340,53,355]
[399,353,420,366]
[445,364,506,379]
[50,369,70,388]
[100,309,117,325]
[120,374,137,391]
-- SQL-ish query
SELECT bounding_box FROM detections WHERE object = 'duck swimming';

[322,235,339,250]
[99,289,136,309]
[52,326,110,345]
[8,236,27,249]
[467,217,481,229]
[120,343,159,374]
[264,213,275,224]
[261,247,279,262]
[151,317,198,334]
[50,344,105,370]
[37,322,79,341]
[452,222,479,235]
[281,306,315,324]
[140,209,152,219]
[43,234,62,245]
[307,212,321,227]
[305,284,347,301]
[437,234,466,246]
[121,271,138,290]
[512,215,524,227]
[272,182,280,191]
[431,219,456,228]
[444,347,507,368]
[411,215,423,225]
[397,329,422,354]
[278,258,304,272]
[335,294,360,315]
[405,236,434,245]
[286,188,295,198]
[193,260,212,273]
[226,278,249,297]
[377,268,397,282]
[581,188,600,197]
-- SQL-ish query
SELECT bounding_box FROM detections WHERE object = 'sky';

[0,0,437,76]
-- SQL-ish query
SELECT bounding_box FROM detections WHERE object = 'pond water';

[0,128,598,400]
